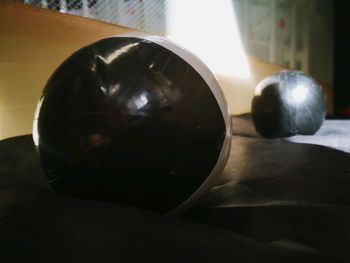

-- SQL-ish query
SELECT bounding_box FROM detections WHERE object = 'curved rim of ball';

[254,74,280,97]
[115,33,232,215]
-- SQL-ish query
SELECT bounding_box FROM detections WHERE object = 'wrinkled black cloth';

[1,115,350,262]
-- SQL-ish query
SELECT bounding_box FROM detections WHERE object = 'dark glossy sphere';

[33,34,231,214]
[252,70,327,138]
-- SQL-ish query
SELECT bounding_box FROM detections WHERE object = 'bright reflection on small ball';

[291,85,308,103]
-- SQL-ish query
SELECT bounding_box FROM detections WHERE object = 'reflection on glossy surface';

[34,35,230,214]
[252,70,327,138]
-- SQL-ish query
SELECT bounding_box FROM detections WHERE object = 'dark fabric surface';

[1,115,350,262]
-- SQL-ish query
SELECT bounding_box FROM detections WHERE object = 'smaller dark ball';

[251,70,327,138]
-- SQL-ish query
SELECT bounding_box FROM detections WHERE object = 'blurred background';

[18,0,334,83]
[1,0,348,139]
[17,0,344,112]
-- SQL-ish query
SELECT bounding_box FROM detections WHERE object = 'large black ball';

[33,34,231,215]
[252,70,327,138]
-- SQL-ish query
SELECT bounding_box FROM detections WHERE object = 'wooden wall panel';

[0,1,135,140]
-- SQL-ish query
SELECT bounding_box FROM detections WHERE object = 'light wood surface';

[0,0,332,140]
[0,1,135,140]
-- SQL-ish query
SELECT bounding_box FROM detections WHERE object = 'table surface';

[0,115,349,262]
